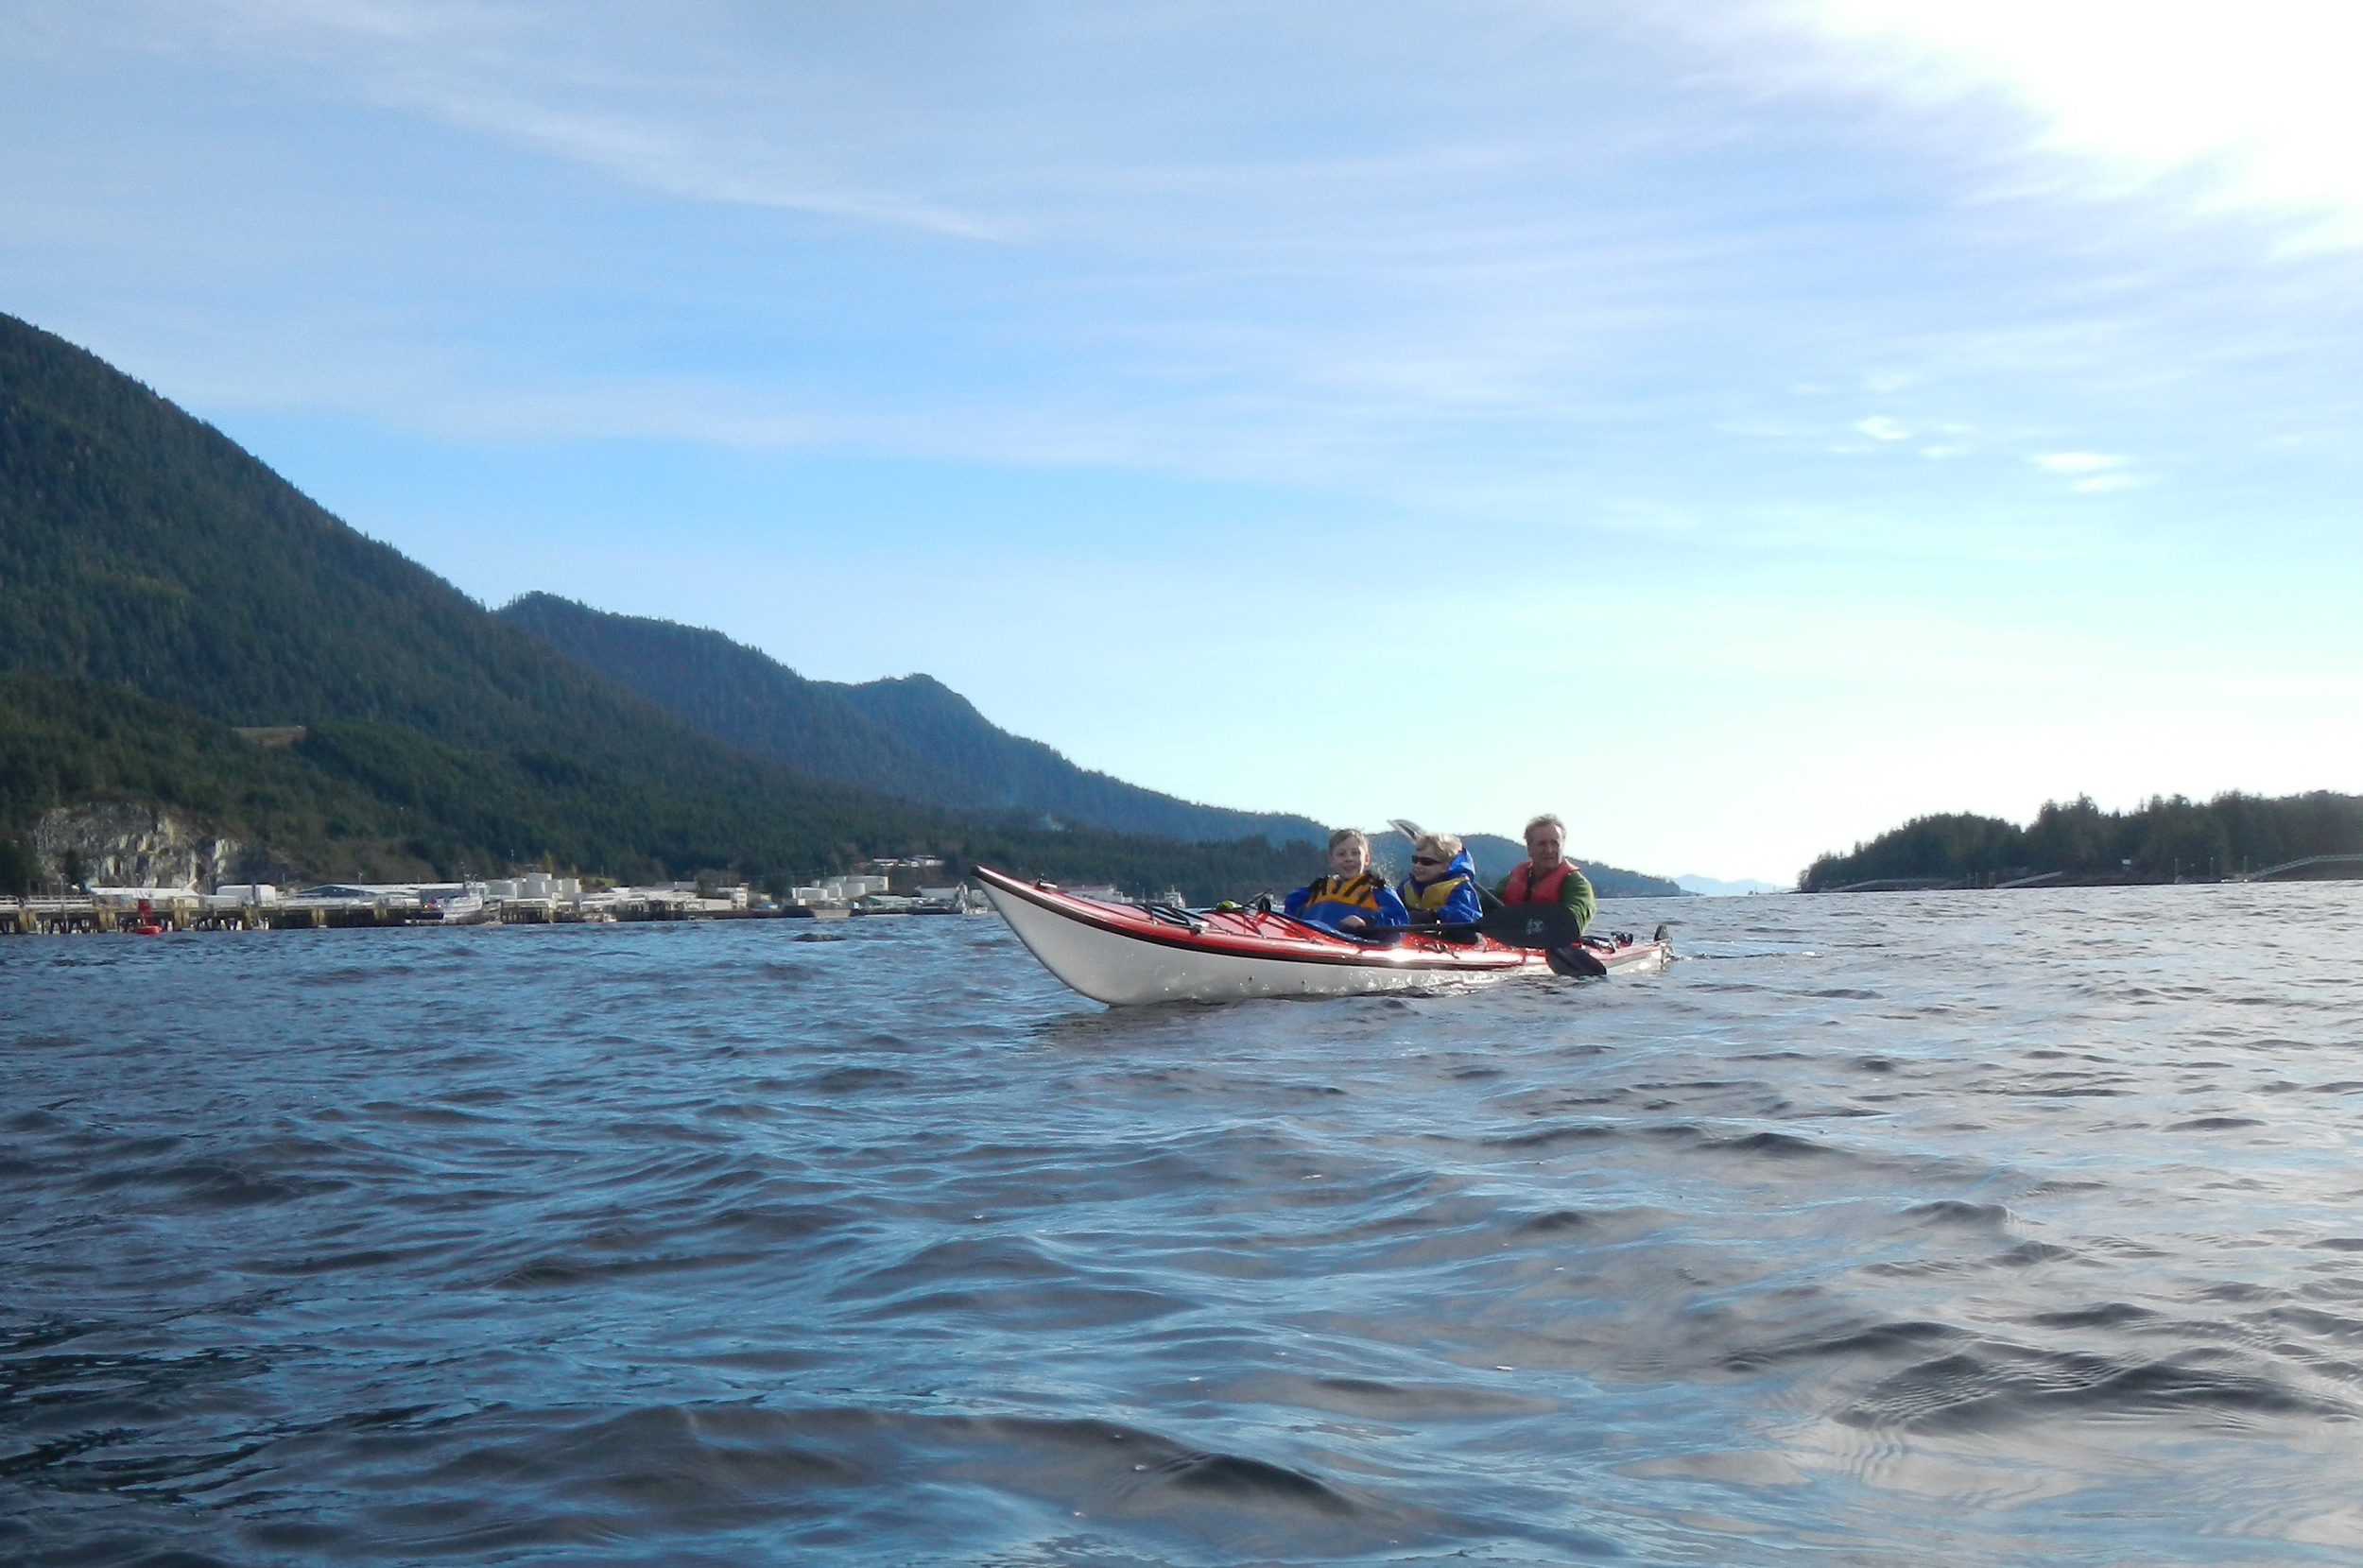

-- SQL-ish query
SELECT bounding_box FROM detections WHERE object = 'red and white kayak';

[975,865,1670,1006]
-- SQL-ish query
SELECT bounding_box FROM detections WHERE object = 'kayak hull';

[975,865,1667,1006]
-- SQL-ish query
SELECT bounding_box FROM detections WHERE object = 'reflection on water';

[5,883,2362,1564]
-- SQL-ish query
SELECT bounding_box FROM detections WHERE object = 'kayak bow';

[975,865,1669,1006]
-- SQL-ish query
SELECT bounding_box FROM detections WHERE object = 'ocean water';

[5,884,2362,1566]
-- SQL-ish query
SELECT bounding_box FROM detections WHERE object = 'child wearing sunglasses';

[1399,833,1483,928]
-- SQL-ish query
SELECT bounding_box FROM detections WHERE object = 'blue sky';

[4,1,2358,882]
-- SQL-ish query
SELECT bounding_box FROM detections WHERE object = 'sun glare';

[1795,0,2363,244]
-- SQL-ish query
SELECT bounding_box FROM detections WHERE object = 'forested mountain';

[0,310,1322,899]
[1801,792,2363,890]
[497,593,1330,846]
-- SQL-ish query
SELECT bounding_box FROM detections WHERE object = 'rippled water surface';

[7,885,2363,1565]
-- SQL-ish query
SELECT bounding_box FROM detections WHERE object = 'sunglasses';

[1410,855,1445,867]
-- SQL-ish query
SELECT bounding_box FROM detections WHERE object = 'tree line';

[1800,792,2363,890]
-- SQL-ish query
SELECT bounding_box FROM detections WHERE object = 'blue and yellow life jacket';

[1400,849,1484,924]
[1283,871,1408,933]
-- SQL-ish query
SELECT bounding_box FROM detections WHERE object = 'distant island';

[1802,792,2363,892]
[1674,874,1785,898]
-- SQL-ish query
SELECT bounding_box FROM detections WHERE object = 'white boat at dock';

[423,889,491,925]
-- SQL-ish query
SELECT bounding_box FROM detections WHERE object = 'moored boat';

[425,890,492,925]
[975,865,1669,1006]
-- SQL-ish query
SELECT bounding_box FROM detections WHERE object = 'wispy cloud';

[2032,450,2144,491]
[2031,451,2126,474]
[102,0,1012,236]
[3,1,2346,537]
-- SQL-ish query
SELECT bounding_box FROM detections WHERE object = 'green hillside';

[0,667,1322,897]
[0,311,1321,900]
[498,592,1331,846]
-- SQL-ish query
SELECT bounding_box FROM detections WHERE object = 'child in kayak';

[1284,829,1409,935]
[1400,833,1484,927]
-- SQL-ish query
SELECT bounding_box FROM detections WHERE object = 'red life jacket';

[1504,859,1575,905]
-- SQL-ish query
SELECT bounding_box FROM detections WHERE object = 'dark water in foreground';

[5,885,2362,1566]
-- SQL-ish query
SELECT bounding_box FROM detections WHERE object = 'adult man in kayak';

[1284,829,1409,935]
[1400,833,1485,928]
[1493,814,1597,934]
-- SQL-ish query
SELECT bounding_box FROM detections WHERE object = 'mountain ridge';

[496,592,1331,847]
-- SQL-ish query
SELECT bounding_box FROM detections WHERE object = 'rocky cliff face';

[26,801,256,889]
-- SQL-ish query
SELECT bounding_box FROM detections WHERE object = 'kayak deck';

[975,865,1667,1006]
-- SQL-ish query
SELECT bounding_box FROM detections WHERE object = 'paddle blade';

[1544,943,1609,978]
[1478,902,1583,949]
